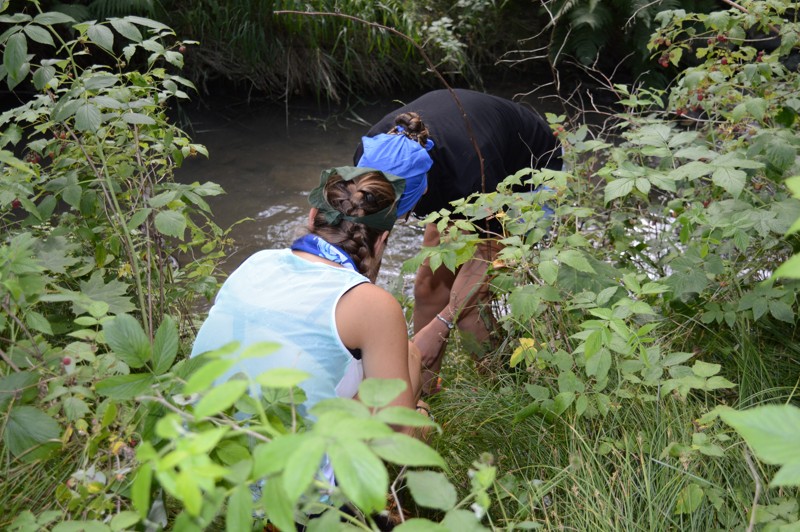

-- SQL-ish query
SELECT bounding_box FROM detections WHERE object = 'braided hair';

[311,171,396,282]
[389,111,430,148]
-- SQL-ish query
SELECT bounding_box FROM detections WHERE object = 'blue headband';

[357,133,434,216]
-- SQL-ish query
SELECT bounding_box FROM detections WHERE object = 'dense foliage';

[410,0,800,528]
[0,0,798,530]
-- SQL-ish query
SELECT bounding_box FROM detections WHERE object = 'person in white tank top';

[191,165,430,428]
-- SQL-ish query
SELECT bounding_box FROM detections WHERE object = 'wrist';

[434,313,455,331]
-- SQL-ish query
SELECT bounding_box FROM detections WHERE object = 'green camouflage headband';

[308,166,406,231]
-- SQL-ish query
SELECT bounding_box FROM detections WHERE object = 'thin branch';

[743,448,762,532]
[720,0,780,34]
[389,466,408,524]
[137,395,272,443]
[1,297,43,360]
[0,346,21,372]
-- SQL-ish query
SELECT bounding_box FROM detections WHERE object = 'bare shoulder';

[339,282,403,318]
[336,282,406,350]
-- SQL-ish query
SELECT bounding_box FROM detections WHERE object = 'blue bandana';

[290,234,359,272]
[357,133,434,216]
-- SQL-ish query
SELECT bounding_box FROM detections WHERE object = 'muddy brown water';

[174,88,563,294]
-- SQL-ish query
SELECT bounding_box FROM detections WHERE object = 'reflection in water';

[174,97,423,294]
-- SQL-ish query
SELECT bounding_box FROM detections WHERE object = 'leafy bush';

[411,0,800,528]
[0,0,226,523]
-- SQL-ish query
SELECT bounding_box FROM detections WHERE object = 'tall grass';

[424,344,783,530]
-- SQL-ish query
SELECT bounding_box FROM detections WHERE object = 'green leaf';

[553,391,575,414]
[585,348,611,381]
[508,285,541,321]
[769,300,795,323]
[375,406,437,428]
[62,184,82,209]
[25,310,52,335]
[154,210,186,239]
[176,471,202,516]
[745,98,767,121]
[720,405,800,470]
[328,439,388,514]
[63,396,90,421]
[283,435,327,502]
[87,23,114,52]
[52,521,110,532]
[313,412,394,439]
[121,112,156,125]
[126,208,151,231]
[96,374,155,400]
[538,260,558,285]
[704,376,736,390]
[558,250,595,273]
[558,370,585,394]
[665,269,708,300]
[183,358,235,394]
[152,316,179,374]
[358,378,406,408]
[772,463,800,487]
[34,12,76,24]
[691,360,720,378]
[4,406,61,460]
[712,167,746,198]
[126,15,169,30]
[635,177,651,194]
[84,73,118,90]
[226,485,253,532]
[262,475,296,532]
[52,99,82,122]
[252,434,304,477]
[774,253,800,279]
[110,511,140,532]
[194,379,248,419]
[394,519,449,531]
[215,440,251,466]
[75,103,102,132]
[255,368,310,389]
[103,314,151,368]
[76,272,136,315]
[605,177,635,203]
[0,371,39,410]
[370,434,445,467]
[23,25,54,47]
[110,19,143,42]
[405,471,456,511]
[4,33,27,85]
[674,483,704,514]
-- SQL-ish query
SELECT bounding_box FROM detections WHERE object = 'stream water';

[174,87,562,293]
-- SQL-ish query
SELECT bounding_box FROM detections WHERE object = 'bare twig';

[743,447,762,532]
[389,466,408,524]
[0,346,21,371]
[1,297,43,360]
[137,394,272,443]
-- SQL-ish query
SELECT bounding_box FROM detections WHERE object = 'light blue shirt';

[190,249,370,419]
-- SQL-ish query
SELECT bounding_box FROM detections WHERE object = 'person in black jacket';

[354,88,562,393]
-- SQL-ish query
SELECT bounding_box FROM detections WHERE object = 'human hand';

[411,318,449,369]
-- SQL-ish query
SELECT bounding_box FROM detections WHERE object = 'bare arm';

[336,283,420,415]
